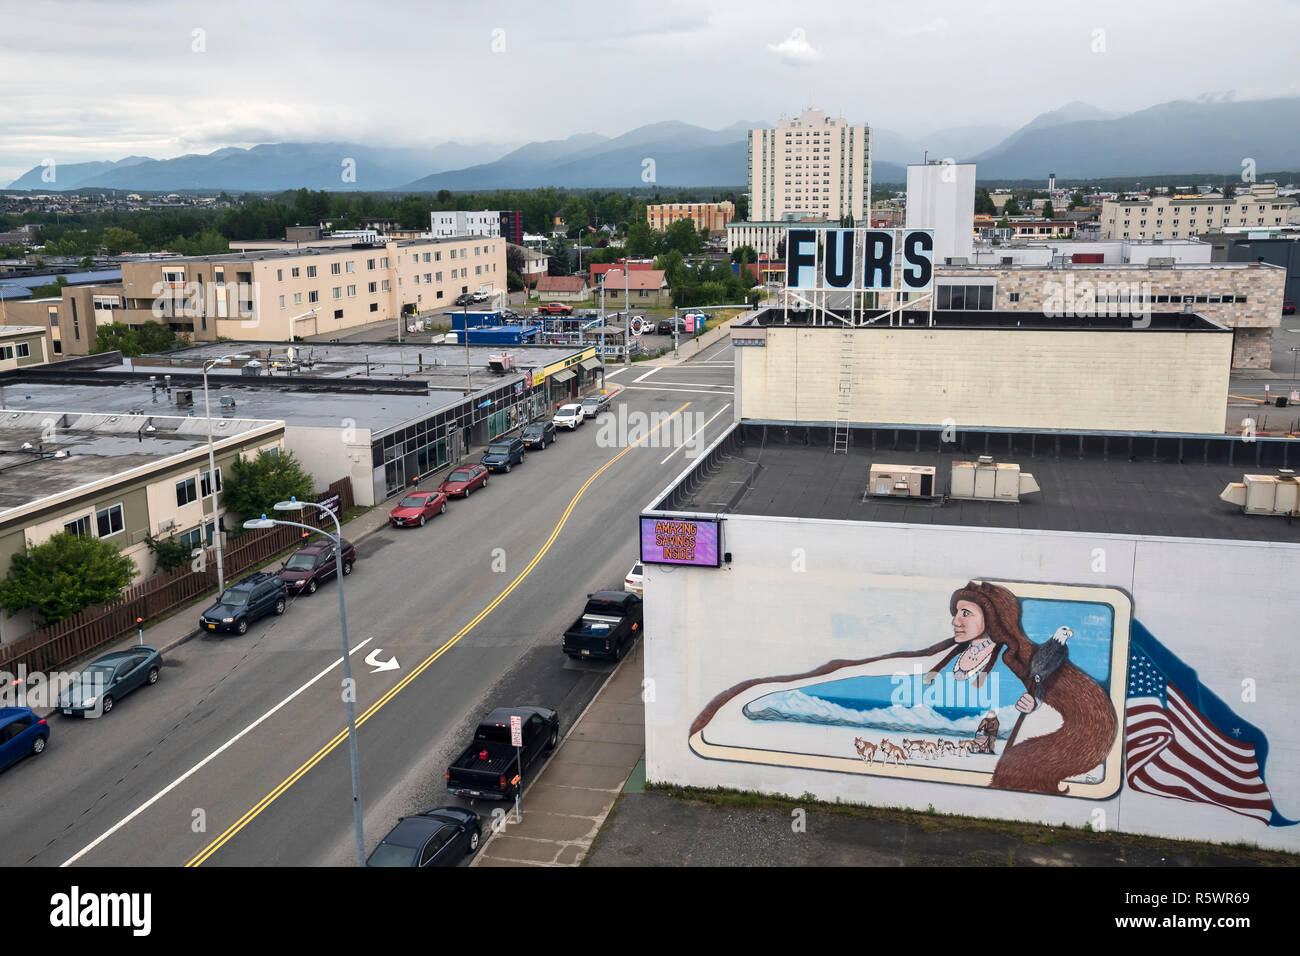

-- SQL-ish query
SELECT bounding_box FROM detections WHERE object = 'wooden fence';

[0,478,355,675]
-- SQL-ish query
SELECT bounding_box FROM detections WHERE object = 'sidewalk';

[639,310,750,368]
[472,646,645,867]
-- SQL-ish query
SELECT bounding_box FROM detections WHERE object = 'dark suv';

[200,572,288,635]
[278,539,356,596]
[521,421,555,450]
[481,437,526,473]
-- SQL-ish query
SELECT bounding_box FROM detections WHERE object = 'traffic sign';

[510,714,523,748]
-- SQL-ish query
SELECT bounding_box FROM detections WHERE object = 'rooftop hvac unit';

[487,352,516,374]
[867,464,936,499]
[950,458,1040,502]
[1148,257,1175,267]
[1219,470,1300,516]
[175,388,193,407]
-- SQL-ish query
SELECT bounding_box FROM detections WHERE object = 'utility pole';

[623,261,630,367]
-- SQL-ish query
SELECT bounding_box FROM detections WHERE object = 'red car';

[1284,300,1296,316]
[537,302,573,315]
[389,490,447,527]
[438,464,489,498]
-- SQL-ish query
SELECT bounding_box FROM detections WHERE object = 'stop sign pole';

[510,714,523,823]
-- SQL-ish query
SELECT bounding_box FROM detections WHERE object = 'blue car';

[480,438,525,474]
[58,646,163,717]
[0,707,49,771]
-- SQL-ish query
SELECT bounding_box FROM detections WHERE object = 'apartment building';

[116,236,505,341]
[645,201,735,235]
[1101,183,1297,240]
[748,108,871,222]
[429,210,501,239]
[0,326,49,369]
[3,283,128,358]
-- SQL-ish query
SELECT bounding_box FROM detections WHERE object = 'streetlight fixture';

[202,351,252,594]
[244,495,365,867]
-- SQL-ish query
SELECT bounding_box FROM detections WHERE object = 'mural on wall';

[688,578,1296,824]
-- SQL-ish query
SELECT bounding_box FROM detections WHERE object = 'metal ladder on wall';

[833,329,854,453]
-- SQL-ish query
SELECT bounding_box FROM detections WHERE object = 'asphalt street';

[0,339,737,867]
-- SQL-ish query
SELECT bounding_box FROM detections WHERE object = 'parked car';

[454,293,475,306]
[389,490,447,527]
[438,464,489,497]
[562,590,642,661]
[624,560,644,595]
[200,572,287,635]
[1284,300,1296,315]
[581,392,612,418]
[481,437,525,473]
[279,539,356,595]
[446,706,560,800]
[537,302,574,315]
[58,646,163,717]
[521,420,556,449]
[472,290,490,302]
[0,707,49,770]
[553,403,584,430]
[365,807,483,867]
[656,317,689,336]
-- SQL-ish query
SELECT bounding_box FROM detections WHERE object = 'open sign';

[786,227,934,292]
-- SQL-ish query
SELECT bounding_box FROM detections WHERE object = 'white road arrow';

[364,649,400,673]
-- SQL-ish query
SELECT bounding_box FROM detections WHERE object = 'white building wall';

[739,326,1232,434]
[282,424,375,507]
[644,515,1300,851]
[907,163,976,264]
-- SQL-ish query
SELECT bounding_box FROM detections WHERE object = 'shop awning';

[551,368,576,383]
[579,357,603,371]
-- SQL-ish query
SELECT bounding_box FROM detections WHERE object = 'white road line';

[633,366,661,383]
[660,403,733,464]
[625,385,735,394]
[630,381,733,388]
[604,367,630,378]
[60,637,375,867]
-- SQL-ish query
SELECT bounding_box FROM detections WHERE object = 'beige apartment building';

[646,202,735,235]
[116,236,505,341]
[0,326,49,369]
[1101,183,1297,240]
[3,283,126,358]
[748,108,871,222]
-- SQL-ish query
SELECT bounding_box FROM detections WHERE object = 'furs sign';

[785,227,935,292]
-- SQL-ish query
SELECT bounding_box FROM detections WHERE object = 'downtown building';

[1100,183,1298,240]
[747,108,872,223]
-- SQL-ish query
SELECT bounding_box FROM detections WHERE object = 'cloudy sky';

[3,0,1299,182]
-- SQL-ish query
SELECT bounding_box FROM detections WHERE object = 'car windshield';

[83,664,116,683]
[398,496,427,508]
[366,843,418,867]
[219,589,249,606]
[582,398,599,406]
[522,425,542,436]
[447,470,473,481]
[284,553,317,571]
[561,405,580,414]
[488,444,511,454]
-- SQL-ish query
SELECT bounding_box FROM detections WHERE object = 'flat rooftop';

[130,236,489,266]
[656,422,1300,544]
[744,307,1228,333]
[0,410,278,514]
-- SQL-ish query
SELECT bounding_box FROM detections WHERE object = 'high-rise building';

[429,210,501,239]
[748,108,871,223]
[498,210,524,246]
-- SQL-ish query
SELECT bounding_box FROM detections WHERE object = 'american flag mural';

[1125,622,1295,827]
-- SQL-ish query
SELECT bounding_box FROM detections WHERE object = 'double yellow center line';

[185,402,691,866]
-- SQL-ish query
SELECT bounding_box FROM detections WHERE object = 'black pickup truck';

[562,590,643,661]
[445,706,560,800]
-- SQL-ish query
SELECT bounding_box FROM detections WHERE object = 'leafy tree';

[29,275,68,298]
[222,449,315,520]
[1003,197,1022,216]
[0,532,136,625]
[730,245,759,264]
[92,322,139,356]
[662,218,703,255]
[101,226,142,255]
[657,249,688,289]
[80,255,95,267]
[1042,200,1055,220]
[505,244,525,276]
[135,321,178,354]
[1069,191,1085,210]
[974,188,996,216]
[624,221,659,258]
[506,270,524,292]
[996,216,1010,229]
[1222,182,1237,200]
[776,237,786,260]
[145,533,192,572]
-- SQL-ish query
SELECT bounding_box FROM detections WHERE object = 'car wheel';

[546,726,559,750]
[147,666,159,685]
[483,475,488,485]
[505,463,511,473]
[273,597,286,615]
[342,560,353,576]
[101,695,114,715]
[237,618,249,635]
[32,735,46,756]
[307,579,318,595]
[468,828,481,853]
[418,515,426,527]
[440,501,446,514]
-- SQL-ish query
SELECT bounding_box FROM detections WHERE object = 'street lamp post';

[623,261,631,368]
[245,496,365,867]
[202,351,252,594]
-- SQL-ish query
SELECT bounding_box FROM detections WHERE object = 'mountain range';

[7,96,1300,192]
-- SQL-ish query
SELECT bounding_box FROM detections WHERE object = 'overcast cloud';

[2,0,1299,182]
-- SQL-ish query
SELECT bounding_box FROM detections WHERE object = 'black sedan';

[59,646,162,717]
[366,807,482,867]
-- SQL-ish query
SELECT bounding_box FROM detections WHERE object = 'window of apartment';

[345,261,355,273]
[1008,292,1020,303]
[308,290,319,303]
[306,266,317,278]
[200,467,222,497]
[331,262,342,275]
[424,273,432,283]
[434,252,441,262]
[53,340,62,355]
[475,266,482,275]
[450,249,457,259]
[16,343,30,358]
[413,275,420,284]
[368,281,377,293]
[367,258,376,270]
[279,295,286,309]
[291,266,300,278]
[294,292,303,305]
[176,476,198,507]
[423,253,431,263]
[48,308,58,328]
[0,346,14,360]
[347,284,357,297]
[96,503,124,537]
[381,280,391,291]
[381,257,389,267]
[64,515,92,538]
[276,269,283,281]
[178,526,204,550]
[334,308,343,319]
[332,287,341,299]
[369,303,379,312]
